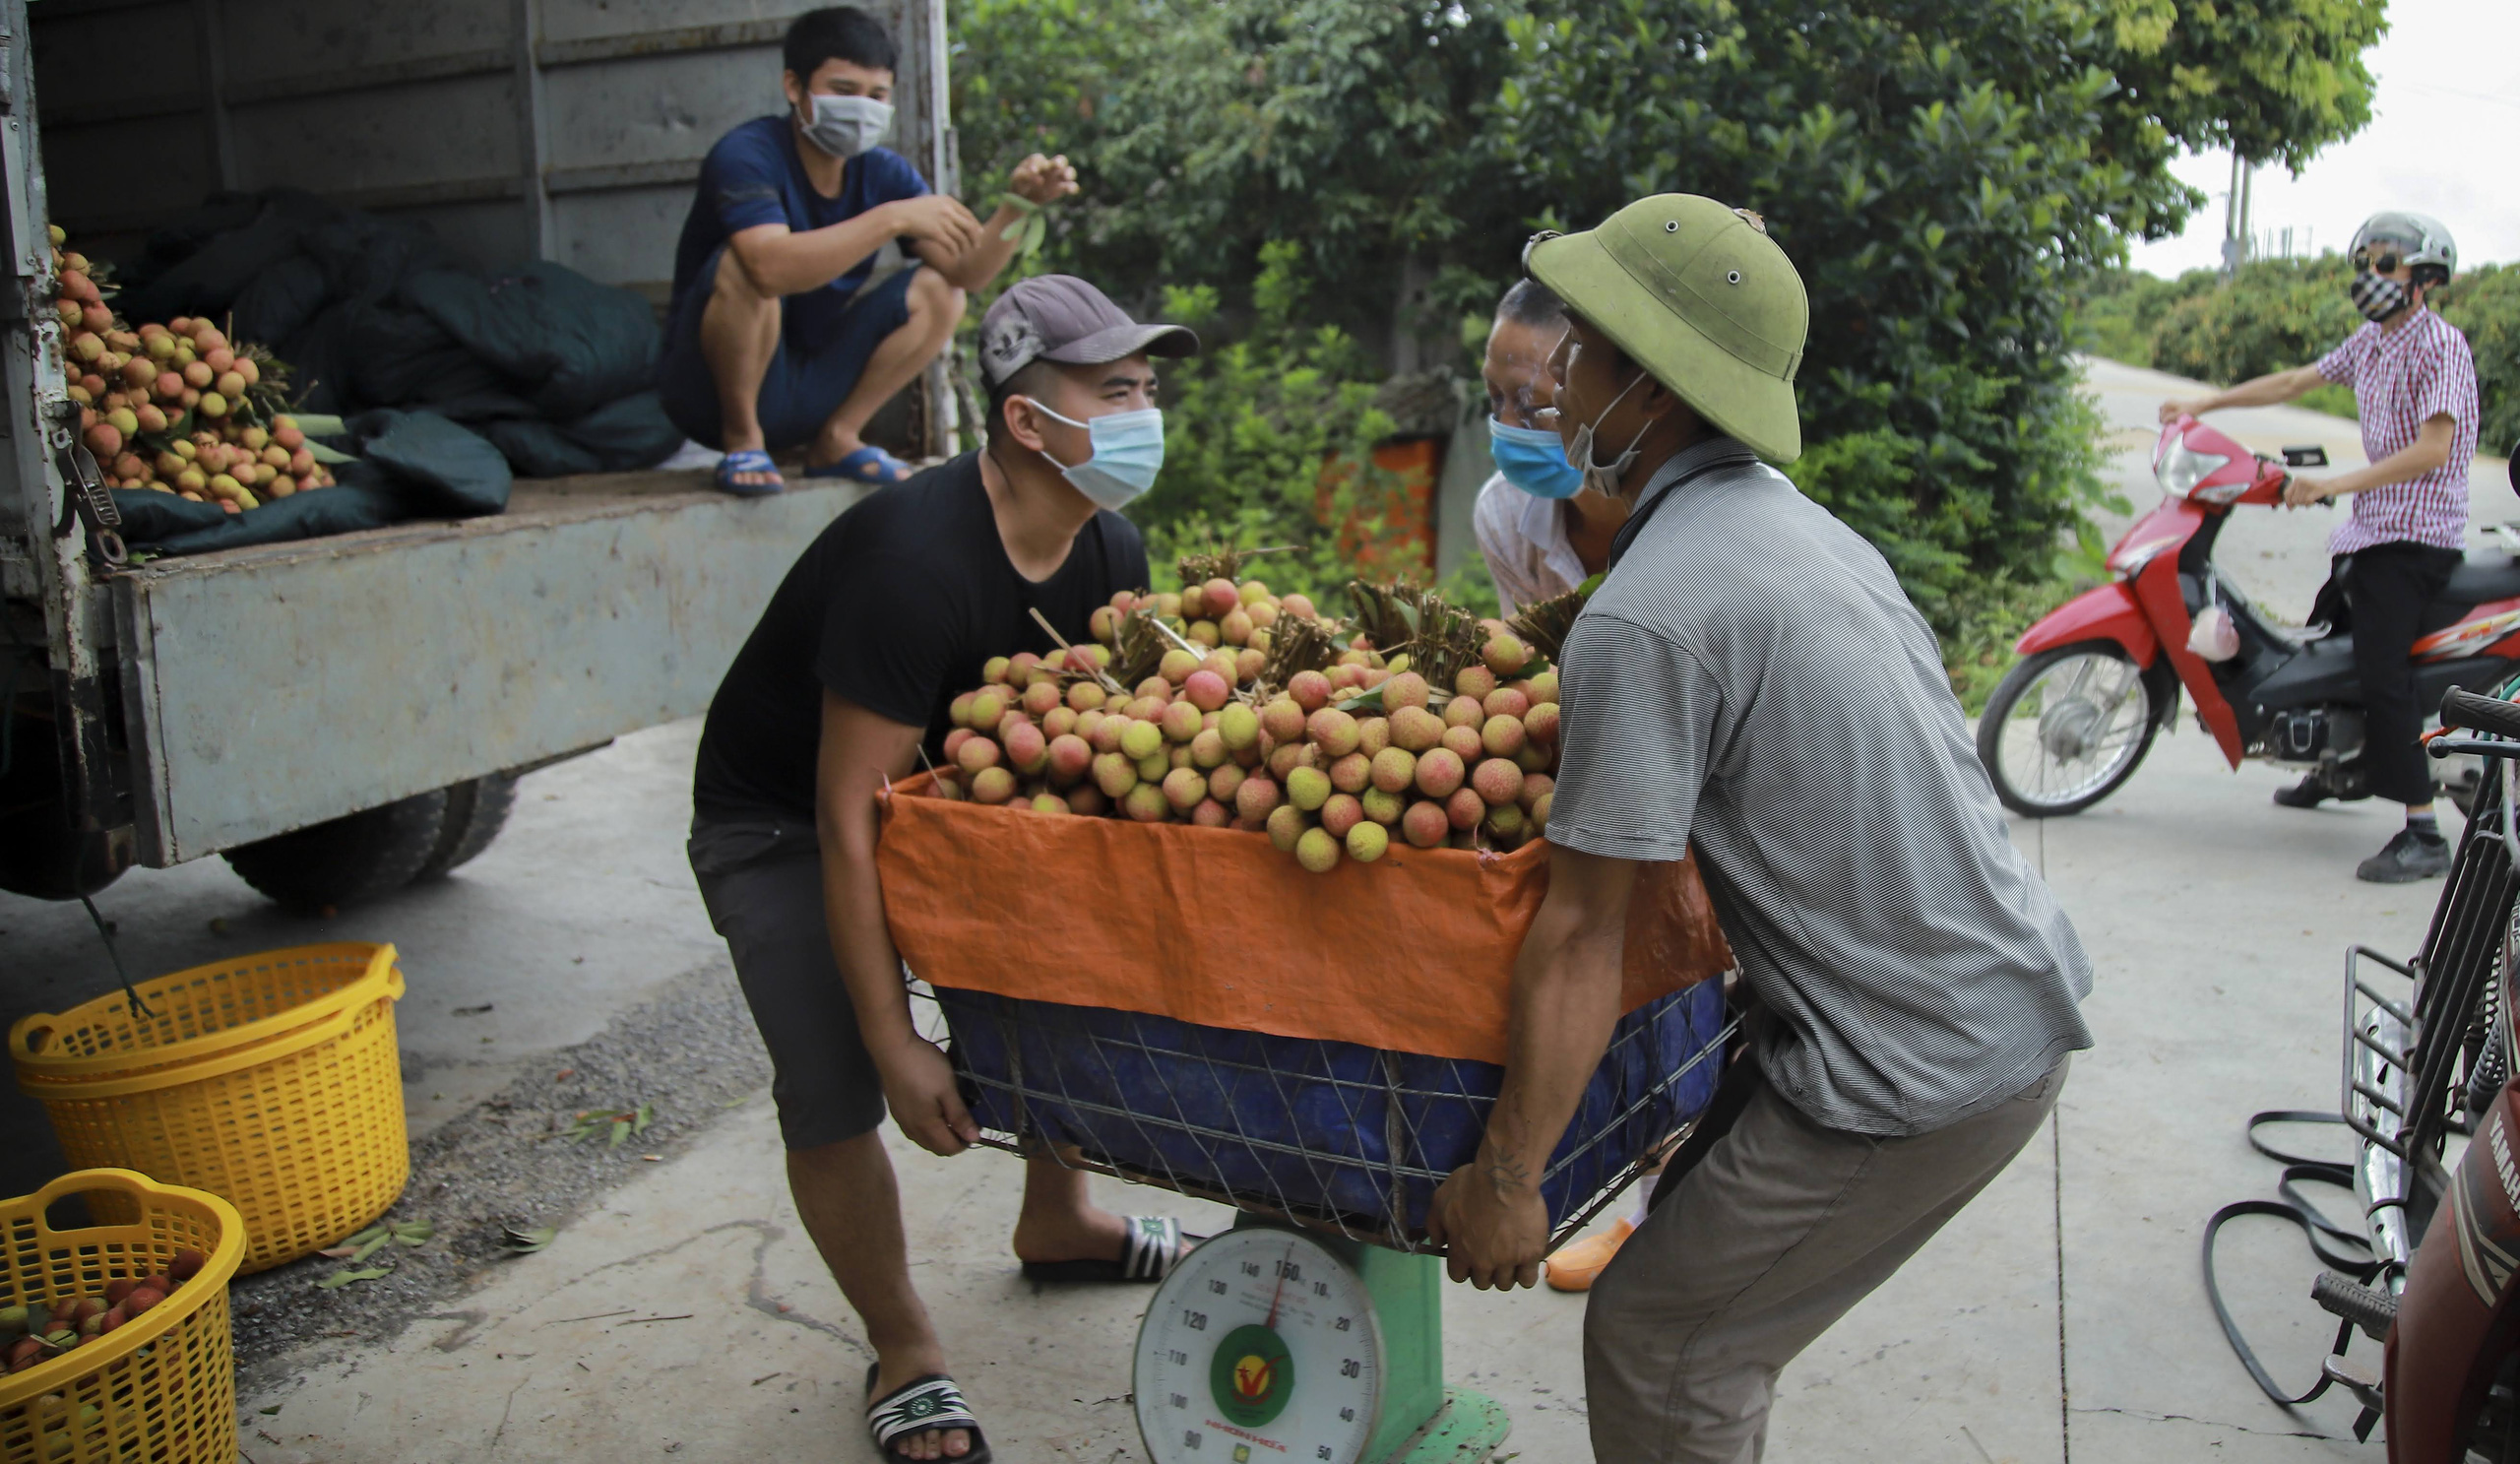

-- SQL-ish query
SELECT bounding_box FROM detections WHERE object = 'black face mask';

[2350,270,2410,323]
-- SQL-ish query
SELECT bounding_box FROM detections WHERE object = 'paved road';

[5,360,2515,1461]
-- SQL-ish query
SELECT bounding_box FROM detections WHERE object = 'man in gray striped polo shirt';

[1424,195,2094,1461]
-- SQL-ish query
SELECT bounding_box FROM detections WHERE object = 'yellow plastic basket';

[10,943,410,1274]
[0,1169,244,1464]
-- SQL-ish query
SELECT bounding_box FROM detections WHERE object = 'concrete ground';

[2,358,2513,1462]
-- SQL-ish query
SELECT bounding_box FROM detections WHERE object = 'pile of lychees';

[930,566,1562,874]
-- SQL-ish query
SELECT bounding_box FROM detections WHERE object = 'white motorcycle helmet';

[2350,211,2458,286]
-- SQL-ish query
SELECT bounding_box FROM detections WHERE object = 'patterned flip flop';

[865,1366,992,1463]
[1018,1215,1194,1283]
[713,448,785,496]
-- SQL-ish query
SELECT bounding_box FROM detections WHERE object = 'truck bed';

[109,471,872,865]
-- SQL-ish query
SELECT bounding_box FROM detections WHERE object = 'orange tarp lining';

[877,774,1732,1066]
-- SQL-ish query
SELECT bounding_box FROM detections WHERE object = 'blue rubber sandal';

[715,449,786,496]
[807,444,915,484]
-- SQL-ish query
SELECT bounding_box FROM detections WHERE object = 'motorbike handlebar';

[2440,687,2520,740]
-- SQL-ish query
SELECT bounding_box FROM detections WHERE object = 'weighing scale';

[1132,1215,1512,1464]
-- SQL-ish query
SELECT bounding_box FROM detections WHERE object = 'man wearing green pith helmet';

[1424,196,2093,1459]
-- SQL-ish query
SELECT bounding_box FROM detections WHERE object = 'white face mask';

[1565,367,1653,497]
[795,93,893,159]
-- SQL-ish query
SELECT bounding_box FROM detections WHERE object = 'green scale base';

[1233,1215,1515,1464]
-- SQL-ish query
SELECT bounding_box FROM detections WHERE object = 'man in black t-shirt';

[688,276,1196,1462]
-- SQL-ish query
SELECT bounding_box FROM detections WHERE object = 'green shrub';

[2445,263,2520,458]
[2148,257,2362,388]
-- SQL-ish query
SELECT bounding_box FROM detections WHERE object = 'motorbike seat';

[2441,549,2520,605]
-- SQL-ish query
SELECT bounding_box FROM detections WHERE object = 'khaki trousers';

[1582,1055,2068,1462]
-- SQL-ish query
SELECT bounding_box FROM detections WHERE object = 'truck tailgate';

[110,472,868,864]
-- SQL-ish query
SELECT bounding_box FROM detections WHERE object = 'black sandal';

[864,1366,991,1463]
[1018,1215,1194,1283]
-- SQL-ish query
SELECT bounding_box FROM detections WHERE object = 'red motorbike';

[1978,414,2520,816]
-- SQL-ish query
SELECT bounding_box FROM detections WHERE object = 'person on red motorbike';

[2158,211,2483,882]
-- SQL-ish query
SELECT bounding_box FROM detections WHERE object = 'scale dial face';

[1134,1229,1383,1464]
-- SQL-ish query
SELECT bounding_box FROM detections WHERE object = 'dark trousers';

[2309,541,2467,806]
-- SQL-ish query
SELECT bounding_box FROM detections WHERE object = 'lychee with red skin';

[1004,720,1049,774]
[1269,741,1315,781]
[1370,747,1418,794]
[1124,784,1172,822]
[1520,773,1554,811]
[1523,703,1560,744]
[1389,705,1445,752]
[1446,787,1486,830]
[1414,747,1466,798]
[1268,804,1308,852]
[1381,671,1431,711]
[1236,775,1282,821]
[1042,706,1079,738]
[1360,787,1405,826]
[1289,669,1333,711]
[1262,698,1307,743]
[1067,784,1109,816]
[1161,699,1203,742]
[1184,669,1230,712]
[1191,797,1233,828]
[1048,733,1094,785]
[1328,751,1372,795]
[1320,793,1364,840]
[1443,695,1485,730]
[1482,714,1527,758]
[1355,717,1391,757]
[1530,791,1553,831]
[1455,665,1498,700]
[972,767,1018,804]
[1403,799,1451,848]
[1441,725,1485,763]
[1283,593,1318,620]
[957,735,1002,775]
[1482,634,1531,676]
[1483,687,1531,720]
[1473,757,1526,807]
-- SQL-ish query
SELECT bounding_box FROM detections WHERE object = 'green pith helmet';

[1525,194,1809,463]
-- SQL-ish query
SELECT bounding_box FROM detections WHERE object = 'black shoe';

[2358,828,2452,883]
[2274,774,2330,809]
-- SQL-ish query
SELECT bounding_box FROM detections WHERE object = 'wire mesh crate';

[933,977,1730,1251]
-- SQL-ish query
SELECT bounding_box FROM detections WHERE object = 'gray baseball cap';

[976,275,1199,389]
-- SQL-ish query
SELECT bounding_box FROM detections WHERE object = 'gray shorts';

[689,815,888,1150]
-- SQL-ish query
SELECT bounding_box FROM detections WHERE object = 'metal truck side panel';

[112,480,871,864]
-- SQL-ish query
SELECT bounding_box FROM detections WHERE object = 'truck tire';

[223,789,451,909]
[414,774,519,881]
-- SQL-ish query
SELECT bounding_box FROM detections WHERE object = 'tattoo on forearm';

[1482,1146,1532,1198]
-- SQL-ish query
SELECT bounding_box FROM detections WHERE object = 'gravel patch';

[230,957,771,1392]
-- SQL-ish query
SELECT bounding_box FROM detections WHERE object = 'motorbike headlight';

[2156,436,2234,497]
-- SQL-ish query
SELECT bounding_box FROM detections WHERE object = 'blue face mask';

[1026,400,1166,510]
[1488,416,1584,500]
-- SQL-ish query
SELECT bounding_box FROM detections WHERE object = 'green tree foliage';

[949,0,2387,634]
[2091,0,2386,170]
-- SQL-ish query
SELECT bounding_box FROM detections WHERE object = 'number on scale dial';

[1133,1230,1383,1464]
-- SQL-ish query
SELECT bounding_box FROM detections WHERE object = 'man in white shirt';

[1474,279,1631,616]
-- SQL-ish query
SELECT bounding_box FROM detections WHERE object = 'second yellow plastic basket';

[0,1169,245,1464]
[10,943,410,1273]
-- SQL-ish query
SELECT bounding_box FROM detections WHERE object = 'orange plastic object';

[1316,438,1441,579]
[0,1169,244,1464]
[10,944,410,1273]
[877,773,1731,1065]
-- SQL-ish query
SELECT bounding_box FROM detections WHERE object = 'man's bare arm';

[2285,414,2459,506]
[814,688,977,1155]
[2159,363,2329,422]
[1425,845,1637,1289]
[725,195,981,298]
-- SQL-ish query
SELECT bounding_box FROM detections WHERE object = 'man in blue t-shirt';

[659,6,1075,494]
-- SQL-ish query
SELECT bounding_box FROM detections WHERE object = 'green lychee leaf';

[501,1226,558,1255]
[290,413,347,436]
[633,1103,653,1135]
[1575,573,1606,599]
[1334,685,1388,715]
[314,1266,392,1290]
[347,1233,392,1264]
[303,440,355,465]
[608,1117,630,1148]
[392,1221,434,1246]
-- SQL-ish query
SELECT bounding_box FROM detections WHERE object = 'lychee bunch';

[925,575,1562,876]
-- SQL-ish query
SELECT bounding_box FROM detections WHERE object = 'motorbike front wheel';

[1977,642,2162,817]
